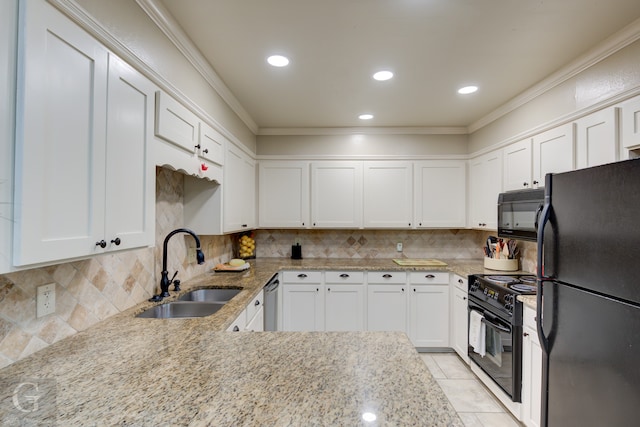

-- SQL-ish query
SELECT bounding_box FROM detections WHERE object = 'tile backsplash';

[0,168,232,368]
[0,167,537,368]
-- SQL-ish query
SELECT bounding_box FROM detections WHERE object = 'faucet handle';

[173,280,181,291]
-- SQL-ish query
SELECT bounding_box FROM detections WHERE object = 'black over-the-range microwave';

[497,188,545,241]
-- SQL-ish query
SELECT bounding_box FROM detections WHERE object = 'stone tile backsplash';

[0,167,537,368]
[0,168,232,368]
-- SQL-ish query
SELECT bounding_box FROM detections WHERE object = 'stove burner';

[519,276,536,285]
[510,283,537,293]
[486,275,519,284]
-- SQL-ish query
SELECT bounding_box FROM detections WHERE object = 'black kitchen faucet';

[149,228,205,302]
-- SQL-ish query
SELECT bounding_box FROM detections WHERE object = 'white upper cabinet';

[414,160,466,228]
[258,161,310,228]
[155,90,199,153]
[532,123,575,184]
[468,151,502,230]
[13,2,155,266]
[619,95,640,153]
[224,143,256,232]
[575,107,619,169]
[363,161,413,228]
[104,55,156,251]
[503,139,534,191]
[14,0,108,266]
[311,161,363,228]
[198,122,225,166]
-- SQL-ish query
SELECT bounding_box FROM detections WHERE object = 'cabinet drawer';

[325,271,364,284]
[523,305,537,329]
[368,271,407,284]
[282,271,323,283]
[409,272,449,284]
[246,290,264,322]
[452,274,468,291]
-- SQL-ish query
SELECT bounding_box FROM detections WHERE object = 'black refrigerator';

[536,158,640,427]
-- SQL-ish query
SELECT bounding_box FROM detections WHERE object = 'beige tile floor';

[420,353,523,427]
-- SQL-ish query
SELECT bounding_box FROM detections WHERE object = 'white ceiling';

[156,0,640,133]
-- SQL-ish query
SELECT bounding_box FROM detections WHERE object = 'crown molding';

[256,154,469,161]
[136,0,259,134]
[257,126,467,136]
[468,16,640,134]
[47,0,254,155]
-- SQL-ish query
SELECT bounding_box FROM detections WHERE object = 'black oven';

[467,274,536,403]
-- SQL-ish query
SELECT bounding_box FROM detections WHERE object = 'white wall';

[74,0,257,153]
[257,133,468,157]
[469,38,640,154]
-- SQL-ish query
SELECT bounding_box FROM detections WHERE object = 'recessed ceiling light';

[458,85,478,94]
[267,55,289,67]
[373,70,394,81]
[359,114,374,120]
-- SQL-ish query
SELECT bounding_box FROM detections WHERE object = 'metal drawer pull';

[255,300,260,306]
[297,274,308,278]
[339,273,349,278]
[382,274,392,278]
[458,279,464,284]
[233,325,240,332]
[425,274,435,279]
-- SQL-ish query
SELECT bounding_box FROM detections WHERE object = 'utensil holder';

[484,257,519,271]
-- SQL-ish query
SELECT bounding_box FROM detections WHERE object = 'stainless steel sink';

[136,301,225,319]
[177,288,241,303]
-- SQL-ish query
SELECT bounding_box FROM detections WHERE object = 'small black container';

[291,243,302,259]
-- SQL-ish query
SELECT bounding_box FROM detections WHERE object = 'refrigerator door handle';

[536,185,552,354]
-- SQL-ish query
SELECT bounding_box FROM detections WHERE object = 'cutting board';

[392,259,448,267]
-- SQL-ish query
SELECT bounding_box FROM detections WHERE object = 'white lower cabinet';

[408,272,450,348]
[367,272,408,333]
[522,306,543,427]
[281,272,324,331]
[324,272,365,331]
[450,275,469,363]
[227,290,264,332]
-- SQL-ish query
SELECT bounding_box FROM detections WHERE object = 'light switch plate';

[36,283,56,318]
[396,242,403,252]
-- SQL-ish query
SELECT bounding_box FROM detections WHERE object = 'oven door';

[468,298,521,402]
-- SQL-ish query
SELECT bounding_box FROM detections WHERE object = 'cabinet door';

[14,0,108,265]
[620,95,640,150]
[258,161,310,228]
[246,307,264,331]
[468,151,502,229]
[575,107,619,169]
[522,325,543,427]
[414,160,466,228]
[451,287,469,363]
[409,285,449,347]
[363,161,412,228]
[104,55,155,251]
[281,284,324,331]
[503,139,533,191]
[0,0,18,273]
[198,122,225,166]
[325,284,365,331]
[224,144,256,232]
[311,162,363,228]
[532,123,575,183]
[155,90,199,153]
[367,284,408,332]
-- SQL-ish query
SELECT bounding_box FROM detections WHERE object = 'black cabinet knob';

[203,148,209,154]
[95,240,106,248]
[111,237,121,246]
[195,144,201,149]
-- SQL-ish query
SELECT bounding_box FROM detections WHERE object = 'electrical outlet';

[187,247,196,263]
[396,242,403,252]
[36,283,56,318]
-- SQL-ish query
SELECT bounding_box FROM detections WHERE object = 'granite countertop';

[518,295,537,309]
[0,257,503,425]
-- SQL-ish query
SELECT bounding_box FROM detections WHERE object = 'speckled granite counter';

[518,295,537,310]
[0,258,491,426]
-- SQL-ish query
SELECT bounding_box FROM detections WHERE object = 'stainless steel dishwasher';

[263,274,279,331]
